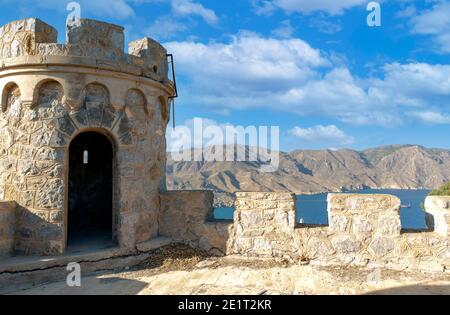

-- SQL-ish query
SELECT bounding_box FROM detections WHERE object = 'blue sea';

[213,189,430,230]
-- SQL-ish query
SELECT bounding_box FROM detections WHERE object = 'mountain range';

[166,145,450,206]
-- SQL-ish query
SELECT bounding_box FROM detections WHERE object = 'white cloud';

[290,125,354,145]
[171,0,219,25]
[408,111,450,125]
[410,1,450,53]
[141,0,218,39]
[165,32,450,126]
[165,31,329,92]
[144,15,188,39]
[308,13,343,34]
[253,0,365,16]
[272,20,295,38]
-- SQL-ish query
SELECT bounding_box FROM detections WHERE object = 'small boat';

[400,204,411,209]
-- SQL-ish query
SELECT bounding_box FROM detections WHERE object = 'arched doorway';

[67,131,114,246]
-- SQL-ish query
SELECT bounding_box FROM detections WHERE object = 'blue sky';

[1,0,450,151]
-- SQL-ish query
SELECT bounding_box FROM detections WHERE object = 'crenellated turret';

[0,18,174,256]
[0,18,57,59]
[0,18,171,84]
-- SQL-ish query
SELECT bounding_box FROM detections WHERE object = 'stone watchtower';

[0,18,175,255]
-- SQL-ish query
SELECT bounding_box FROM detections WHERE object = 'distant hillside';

[166,145,450,206]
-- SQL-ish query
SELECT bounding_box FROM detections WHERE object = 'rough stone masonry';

[0,18,174,255]
[160,191,450,273]
[0,18,449,276]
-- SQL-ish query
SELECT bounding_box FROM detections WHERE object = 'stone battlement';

[160,191,450,273]
[0,18,169,83]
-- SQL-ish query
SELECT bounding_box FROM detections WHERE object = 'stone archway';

[67,131,114,247]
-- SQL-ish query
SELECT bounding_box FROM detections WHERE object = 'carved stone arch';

[1,82,21,112]
[158,95,169,123]
[82,82,110,108]
[125,88,148,116]
[80,82,111,128]
[120,88,149,140]
[34,79,65,120]
[32,79,64,108]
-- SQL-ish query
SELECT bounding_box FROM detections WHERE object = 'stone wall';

[0,19,57,60]
[158,192,450,272]
[159,191,231,255]
[0,201,16,257]
[229,193,450,271]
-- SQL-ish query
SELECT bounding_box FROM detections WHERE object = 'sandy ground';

[9,245,450,295]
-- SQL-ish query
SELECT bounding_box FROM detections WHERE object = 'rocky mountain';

[166,145,450,206]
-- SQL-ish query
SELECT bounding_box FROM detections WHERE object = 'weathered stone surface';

[369,237,396,257]
[0,17,174,256]
[377,215,402,236]
[66,19,124,61]
[0,201,16,257]
[352,216,373,234]
[157,191,450,272]
[0,18,57,60]
[307,238,335,258]
[329,214,350,232]
[332,235,360,254]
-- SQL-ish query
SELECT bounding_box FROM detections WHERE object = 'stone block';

[0,18,57,60]
[425,196,450,237]
[369,237,396,257]
[352,216,373,234]
[331,235,360,254]
[377,215,401,236]
[66,19,124,60]
[329,214,350,232]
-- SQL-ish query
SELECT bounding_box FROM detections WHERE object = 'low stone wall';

[159,191,450,272]
[229,192,450,271]
[0,201,16,257]
[159,191,232,255]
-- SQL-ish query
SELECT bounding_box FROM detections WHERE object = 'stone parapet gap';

[161,191,450,272]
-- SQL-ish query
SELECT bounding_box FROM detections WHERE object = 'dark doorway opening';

[68,131,114,249]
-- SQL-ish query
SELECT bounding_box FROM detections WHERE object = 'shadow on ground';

[12,277,149,295]
[366,284,450,295]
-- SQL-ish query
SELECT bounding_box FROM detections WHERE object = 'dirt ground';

[10,244,450,295]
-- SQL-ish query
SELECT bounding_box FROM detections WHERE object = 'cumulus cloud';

[165,32,450,126]
[144,15,188,39]
[410,1,450,53]
[142,0,219,39]
[408,111,450,125]
[272,20,295,38]
[171,0,219,25]
[252,0,365,16]
[290,125,354,145]
[165,31,329,94]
